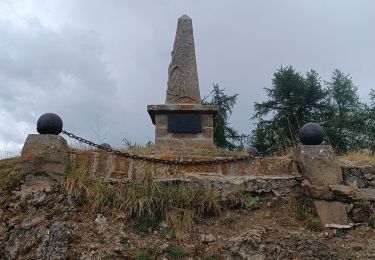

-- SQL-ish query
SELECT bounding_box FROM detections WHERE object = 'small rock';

[94,214,106,224]
[160,221,169,228]
[161,243,169,251]
[201,234,216,244]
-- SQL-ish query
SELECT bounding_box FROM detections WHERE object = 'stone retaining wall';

[68,150,300,181]
[342,165,375,189]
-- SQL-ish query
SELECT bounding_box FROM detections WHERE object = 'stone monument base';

[147,104,218,155]
[20,134,69,182]
[292,144,343,186]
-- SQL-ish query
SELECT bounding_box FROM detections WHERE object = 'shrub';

[226,189,245,208]
[165,244,184,259]
[368,216,375,228]
[133,248,152,260]
[133,218,159,236]
[244,195,259,210]
[307,216,323,232]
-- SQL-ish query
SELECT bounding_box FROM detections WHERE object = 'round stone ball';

[298,123,325,145]
[246,146,259,155]
[37,113,63,135]
[100,143,112,150]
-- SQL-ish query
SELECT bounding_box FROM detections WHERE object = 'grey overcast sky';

[1,0,374,151]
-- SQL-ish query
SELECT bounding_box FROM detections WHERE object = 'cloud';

[1,0,375,152]
[0,16,122,151]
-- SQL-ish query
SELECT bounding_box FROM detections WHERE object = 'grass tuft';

[164,244,184,260]
[342,149,375,165]
[244,195,260,210]
[226,189,245,208]
[0,157,23,191]
[306,216,323,232]
[64,165,221,239]
[133,248,152,260]
[368,216,375,229]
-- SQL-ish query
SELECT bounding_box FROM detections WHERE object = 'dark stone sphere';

[37,113,63,135]
[100,143,112,150]
[298,123,325,145]
[246,146,259,155]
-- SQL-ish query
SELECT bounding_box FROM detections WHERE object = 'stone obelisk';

[147,15,218,155]
[166,15,201,104]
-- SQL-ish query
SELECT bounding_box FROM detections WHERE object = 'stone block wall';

[342,165,375,188]
[68,150,300,181]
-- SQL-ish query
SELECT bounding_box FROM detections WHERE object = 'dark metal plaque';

[168,114,202,133]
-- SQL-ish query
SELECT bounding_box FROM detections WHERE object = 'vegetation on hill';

[252,66,375,154]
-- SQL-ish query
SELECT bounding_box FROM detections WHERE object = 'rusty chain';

[61,130,258,165]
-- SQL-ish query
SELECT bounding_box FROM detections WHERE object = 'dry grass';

[0,157,23,191]
[64,165,222,239]
[342,149,375,165]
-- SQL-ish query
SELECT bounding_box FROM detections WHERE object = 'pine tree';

[203,84,241,150]
[252,66,327,152]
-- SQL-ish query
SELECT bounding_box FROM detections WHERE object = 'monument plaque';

[147,15,218,154]
[168,114,202,133]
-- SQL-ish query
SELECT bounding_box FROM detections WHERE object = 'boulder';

[292,145,342,186]
[21,134,69,182]
[314,200,352,228]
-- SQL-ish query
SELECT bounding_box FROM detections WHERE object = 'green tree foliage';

[203,84,241,150]
[365,89,375,151]
[252,66,370,154]
[251,66,327,152]
[324,69,366,152]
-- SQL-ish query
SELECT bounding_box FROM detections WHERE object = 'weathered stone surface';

[349,202,372,223]
[36,221,71,259]
[329,184,357,202]
[226,229,266,259]
[21,134,68,182]
[14,174,55,200]
[225,228,337,259]
[37,113,63,135]
[342,165,375,188]
[166,15,200,104]
[293,145,342,185]
[301,180,333,200]
[298,122,324,145]
[70,149,300,179]
[314,200,352,228]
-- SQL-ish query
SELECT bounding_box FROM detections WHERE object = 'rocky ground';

[0,157,375,259]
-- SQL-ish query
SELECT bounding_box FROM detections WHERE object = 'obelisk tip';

[179,14,191,20]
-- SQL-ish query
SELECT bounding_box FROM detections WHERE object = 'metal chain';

[61,130,258,165]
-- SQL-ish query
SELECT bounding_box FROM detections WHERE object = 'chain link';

[62,130,258,165]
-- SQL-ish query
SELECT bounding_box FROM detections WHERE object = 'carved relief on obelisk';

[166,15,201,104]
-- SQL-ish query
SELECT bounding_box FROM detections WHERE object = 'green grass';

[133,248,152,260]
[244,195,259,210]
[368,216,375,228]
[133,218,159,236]
[165,244,184,259]
[352,245,363,252]
[307,216,323,232]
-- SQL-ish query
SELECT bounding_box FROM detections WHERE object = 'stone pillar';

[293,144,353,228]
[293,144,342,186]
[21,134,69,182]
